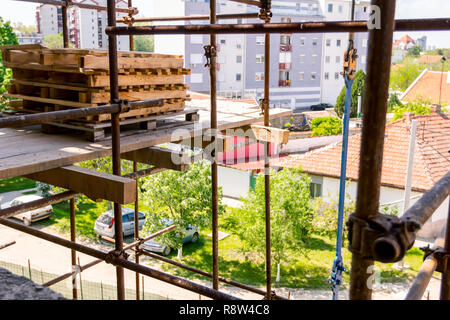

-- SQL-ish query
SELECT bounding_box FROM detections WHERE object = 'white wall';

[152,0,185,55]
[218,166,252,199]
[318,175,449,238]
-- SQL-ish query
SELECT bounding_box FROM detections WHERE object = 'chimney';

[403,112,415,124]
[430,104,442,113]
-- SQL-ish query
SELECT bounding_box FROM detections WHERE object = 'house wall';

[316,175,449,239]
[218,166,252,199]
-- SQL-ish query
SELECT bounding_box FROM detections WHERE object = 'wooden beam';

[224,125,290,144]
[24,166,136,204]
[121,146,190,172]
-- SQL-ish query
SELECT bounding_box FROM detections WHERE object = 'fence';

[0,260,167,300]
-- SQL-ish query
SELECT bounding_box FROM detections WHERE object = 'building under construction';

[0,0,449,302]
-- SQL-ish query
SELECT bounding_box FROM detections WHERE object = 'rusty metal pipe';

[349,0,397,300]
[107,0,125,300]
[228,0,261,7]
[14,0,134,13]
[405,256,438,300]
[440,199,450,300]
[0,241,16,250]
[133,160,139,300]
[120,13,260,23]
[0,218,238,300]
[0,99,163,128]
[43,259,102,288]
[62,5,69,48]
[69,198,77,299]
[106,19,450,36]
[0,191,80,221]
[138,249,287,300]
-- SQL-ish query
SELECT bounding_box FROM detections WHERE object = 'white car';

[1,195,53,226]
[141,221,200,256]
[94,207,145,238]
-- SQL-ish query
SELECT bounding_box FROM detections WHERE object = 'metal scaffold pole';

[349,0,397,300]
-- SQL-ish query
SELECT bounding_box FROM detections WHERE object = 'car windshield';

[98,214,113,225]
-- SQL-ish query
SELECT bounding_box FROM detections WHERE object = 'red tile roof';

[401,70,450,105]
[417,55,446,64]
[276,112,450,192]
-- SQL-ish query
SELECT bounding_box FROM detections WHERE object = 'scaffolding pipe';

[107,0,125,300]
[0,218,238,299]
[440,199,450,300]
[14,0,134,13]
[138,249,287,300]
[69,198,78,299]
[62,5,69,48]
[43,259,102,288]
[349,0,397,300]
[0,98,164,128]
[128,0,134,51]
[133,161,139,300]
[120,13,260,23]
[0,191,80,220]
[209,0,219,293]
[105,18,450,36]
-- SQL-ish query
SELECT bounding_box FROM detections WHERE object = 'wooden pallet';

[40,108,200,142]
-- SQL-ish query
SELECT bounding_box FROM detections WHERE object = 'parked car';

[141,221,200,256]
[310,103,333,111]
[1,195,53,226]
[94,207,145,238]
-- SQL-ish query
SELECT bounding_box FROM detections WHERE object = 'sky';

[1,0,449,48]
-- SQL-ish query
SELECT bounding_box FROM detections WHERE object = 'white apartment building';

[319,0,370,105]
[36,0,129,50]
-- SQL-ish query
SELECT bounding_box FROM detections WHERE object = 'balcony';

[278,79,291,87]
[280,44,292,52]
[279,62,292,70]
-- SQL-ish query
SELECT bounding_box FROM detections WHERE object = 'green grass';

[0,177,36,193]
[151,209,424,290]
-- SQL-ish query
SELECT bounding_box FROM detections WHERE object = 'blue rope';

[329,74,353,300]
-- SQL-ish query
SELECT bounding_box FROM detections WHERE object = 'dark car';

[310,103,333,111]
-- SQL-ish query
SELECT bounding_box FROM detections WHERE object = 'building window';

[324,72,329,80]
[256,54,264,63]
[236,74,242,81]
[310,183,322,197]
[328,4,333,13]
[311,72,317,80]
[337,39,341,47]
[236,55,242,63]
[299,72,304,80]
[361,55,367,64]
[300,37,305,46]
[256,36,264,45]
[312,38,318,46]
[326,39,331,46]
[190,73,203,83]
[312,54,317,64]
[236,38,242,49]
[325,56,330,63]
[220,39,226,44]
[335,72,340,79]
[237,19,242,24]
[336,56,340,63]
[362,39,368,48]
[300,54,305,63]
[190,53,203,65]
[338,5,343,13]
[255,72,264,81]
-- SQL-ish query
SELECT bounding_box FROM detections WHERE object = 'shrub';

[310,116,342,137]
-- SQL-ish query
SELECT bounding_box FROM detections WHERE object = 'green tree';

[387,93,403,112]
[141,161,225,260]
[391,101,431,121]
[310,116,342,137]
[334,69,365,118]
[133,21,154,52]
[43,32,74,49]
[12,22,36,36]
[0,17,18,110]
[406,45,422,57]
[389,57,424,92]
[233,168,313,282]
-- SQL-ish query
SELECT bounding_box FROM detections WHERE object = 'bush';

[310,116,342,137]
[392,101,431,121]
[387,93,402,112]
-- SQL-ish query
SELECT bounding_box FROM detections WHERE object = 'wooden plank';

[80,56,184,69]
[24,165,137,204]
[0,44,45,51]
[90,74,185,87]
[121,146,190,171]
[90,88,187,104]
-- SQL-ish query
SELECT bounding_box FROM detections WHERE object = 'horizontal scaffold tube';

[0,218,239,300]
[106,18,450,36]
[0,99,164,129]
[120,13,260,23]
[14,0,134,13]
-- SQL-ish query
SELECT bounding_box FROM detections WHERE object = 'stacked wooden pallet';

[1,44,194,140]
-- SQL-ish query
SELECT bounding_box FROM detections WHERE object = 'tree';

[391,100,431,121]
[387,93,403,112]
[406,45,422,57]
[43,33,64,48]
[389,57,424,92]
[141,161,225,260]
[310,116,342,137]
[0,17,18,110]
[334,70,365,118]
[13,22,36,36]
[232,168,314,282]
[134,35,154,52]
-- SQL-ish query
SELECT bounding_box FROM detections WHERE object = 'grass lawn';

[0,177,36,193]
[153,209,424,290]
